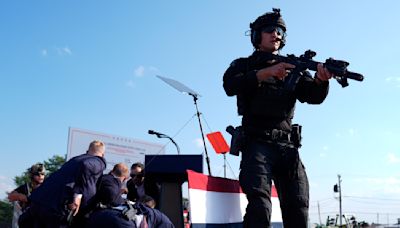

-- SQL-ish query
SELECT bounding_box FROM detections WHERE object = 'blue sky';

[1,0,400,225]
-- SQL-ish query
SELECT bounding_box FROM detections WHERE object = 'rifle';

[257,50,364,89]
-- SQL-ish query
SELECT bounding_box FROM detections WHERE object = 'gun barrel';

[346,71,364,81]
[226,125,235,135]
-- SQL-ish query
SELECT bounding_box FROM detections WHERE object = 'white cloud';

[148,66,160,73]
[359,176,400,194]
[193,138,204,148]
[318,146,328,157]
[387,153,400,164]
[41,49,48,56]
[126,80,135,89]
[133,65,160,77]
[385,77,400,88]
[0,176,14,199]
[55,46,72,56]
[134,66,145,77]
[335,129,358,138]
[63,47,72,55]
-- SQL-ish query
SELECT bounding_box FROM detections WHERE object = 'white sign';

[67,127,165,172]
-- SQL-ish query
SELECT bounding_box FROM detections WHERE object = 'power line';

[310,197,336,204]
[343,195,400,201]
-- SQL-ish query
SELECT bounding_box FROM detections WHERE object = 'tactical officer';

[223,9,332,228]
[8,163,46,227]
[8,163,46,210]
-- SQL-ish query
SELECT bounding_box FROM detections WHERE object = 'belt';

[244,125,302,148]
[245,128,291,142]
[261,129,291,142]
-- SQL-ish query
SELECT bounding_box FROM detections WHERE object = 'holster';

[226,125,244,156]
[291,124,302,148]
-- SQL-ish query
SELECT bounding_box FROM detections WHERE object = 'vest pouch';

[249,84,295,118]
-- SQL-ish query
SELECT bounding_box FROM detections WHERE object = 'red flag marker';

[206,131,230,154]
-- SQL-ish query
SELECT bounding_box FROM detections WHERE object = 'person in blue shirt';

[29,140,107,228]
[86,163,174,228]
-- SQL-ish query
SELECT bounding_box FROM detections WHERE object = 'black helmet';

[250,8,286,49]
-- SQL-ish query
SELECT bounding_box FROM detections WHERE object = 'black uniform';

[13,183,32,210]
[223,50,329,228]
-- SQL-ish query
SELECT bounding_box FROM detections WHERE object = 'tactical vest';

[237,57,297,121]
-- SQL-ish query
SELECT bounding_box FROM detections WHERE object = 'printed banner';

[67,127,165,172]
[187,170,283,228]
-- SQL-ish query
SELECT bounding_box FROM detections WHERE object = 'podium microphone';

[147,130,180,155]
[148,130,164,138]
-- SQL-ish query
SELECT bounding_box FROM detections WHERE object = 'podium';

[145,154,203,228]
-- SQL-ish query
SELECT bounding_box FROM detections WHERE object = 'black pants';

[239,138,309,228]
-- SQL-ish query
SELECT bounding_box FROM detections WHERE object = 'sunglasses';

[33,172,45,176]
[261,26,285,36]
[131,173,144,178]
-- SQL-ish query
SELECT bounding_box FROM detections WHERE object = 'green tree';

[0,200,13,227]
[43,155,66,175]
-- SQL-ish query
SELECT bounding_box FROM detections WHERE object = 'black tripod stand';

[156,75,212,176]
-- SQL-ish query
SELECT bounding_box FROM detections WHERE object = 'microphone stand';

[190,93,212,176]
[162,135,181,155]
[151,131,181,155]
[155,75,212,176]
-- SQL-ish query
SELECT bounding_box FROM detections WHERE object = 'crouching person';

[86,163,174,228]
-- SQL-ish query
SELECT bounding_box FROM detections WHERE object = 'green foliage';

[14,172,30,187]
[0,200,13,227]
[43,155,66,175]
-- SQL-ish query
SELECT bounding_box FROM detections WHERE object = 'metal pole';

[387,213,389,226]
[223,154,226,178]
[192,95,212,176]
[167,136,180,155]
[338,174,343,227]
[318,201,322,225]
[377,213,379,225]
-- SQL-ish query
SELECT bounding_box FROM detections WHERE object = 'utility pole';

[387,213,389,225]
[334,174,343,227]
[338,175,342,227]
[377,213,379,225]
[318,201,322,225]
